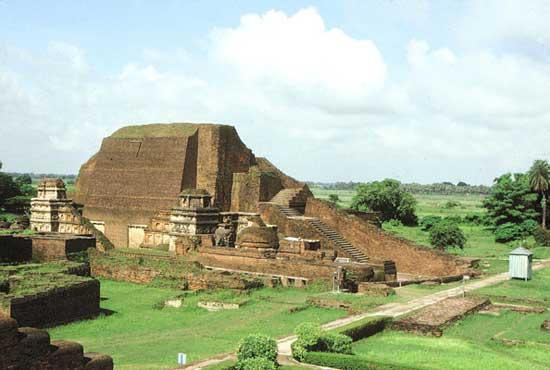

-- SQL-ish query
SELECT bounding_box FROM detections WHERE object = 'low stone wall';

[89,249,263,291]
[196,247,373,281]
[0,312,113,370]
[391,297,490,336]
[0,234,32,263]
[27,234,96,262]
[7,280,100,328]
[305,198,470,277]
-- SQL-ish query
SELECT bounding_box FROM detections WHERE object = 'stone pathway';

[183,259,550,369]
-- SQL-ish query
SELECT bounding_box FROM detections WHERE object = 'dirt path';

[183,259,550,368]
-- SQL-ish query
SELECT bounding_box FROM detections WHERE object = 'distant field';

[310,187,550,269]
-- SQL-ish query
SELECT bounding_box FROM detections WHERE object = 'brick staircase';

[0,313,113,370]
[270,188,309,212]
[269,188,369,263]
[306,218,369,263]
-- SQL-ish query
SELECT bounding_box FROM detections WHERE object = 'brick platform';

[392,297,490,336]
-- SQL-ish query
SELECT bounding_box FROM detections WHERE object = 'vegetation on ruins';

[528,159,549,229]
[483,173,541,243]
[428,220,466,250]
[351,179,418,225]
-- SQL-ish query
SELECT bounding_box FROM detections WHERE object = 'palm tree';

[528,160,550,229]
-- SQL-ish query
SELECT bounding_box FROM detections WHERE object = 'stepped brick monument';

[70,122,471,283]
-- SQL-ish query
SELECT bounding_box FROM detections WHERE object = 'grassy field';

[352,267,550,370]
[49,280,404,370]
[352,309,550,370]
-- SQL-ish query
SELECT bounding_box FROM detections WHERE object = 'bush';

[235,357,277,370]
[420,216,442,231]
[322,332,352,354]
[444,215,463,224]
[385,219,403,228]
[533,227,550,246]
[429,221,466,250]
[236,335,277,364]
[444,200,460,208]
[291,322,353,361]
[302,352,373,370]
[494,220,538,243]
[464,214,483,225]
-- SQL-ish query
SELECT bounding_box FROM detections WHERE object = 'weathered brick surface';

[89,250,263,290]
[29,235,96,262]
[196,247,373,280]
[305,198,470,277]
[0,234,32,263]
[8,280,100,328]
[0,313,113,370]
[392,297,490,336]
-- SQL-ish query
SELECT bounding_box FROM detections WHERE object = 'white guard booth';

[509,246,533,281]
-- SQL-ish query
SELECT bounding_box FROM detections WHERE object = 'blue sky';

[1,1,549,184]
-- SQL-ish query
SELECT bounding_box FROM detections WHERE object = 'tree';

[14,174,32,186]
[429,221,466,250]
[457,181,469,187]
[328,194,340,206]
[528,160,549,229]
[351,179,418,225]
[483,173,541,242]
[0,173,20,208]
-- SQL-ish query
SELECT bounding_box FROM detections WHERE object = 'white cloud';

[1,5,550,184]
[211,7,387,111]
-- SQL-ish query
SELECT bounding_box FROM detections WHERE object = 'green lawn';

[49,280,358,370]
[352,310,550,370]
[474,267,550,304]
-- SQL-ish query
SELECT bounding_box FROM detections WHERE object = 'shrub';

[429,221,466,250]
[236,335,277,364]
[294,322,323,347]
[464,214,483,225]
[322,332,352,354]
[292,322,353,361]
[302,352,373,370]
[444,215,463,224]
[533,227,550,246]
[235,357,277,370]
[385,219,403,228]
[444,200,460,208]
[420,216,442,231]
[494,220,538,243]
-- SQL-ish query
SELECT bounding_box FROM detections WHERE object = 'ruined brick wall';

[196,125,255,210]
[230,172,283,212]
[0,235,32,263]
[29,235,96,262]
[7,280,100,328]
[305,198,468,276]
[89,249,261,290]
[0,313,113,370]
[75,135,194,247]
[196,247,370,280]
